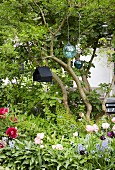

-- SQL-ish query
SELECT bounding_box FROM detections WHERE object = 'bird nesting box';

[105,98,115,114]
[33,66,52,82]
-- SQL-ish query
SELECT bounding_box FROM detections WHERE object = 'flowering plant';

[0,112,115,170]
[6,127,18,139]
[0,108,9,118]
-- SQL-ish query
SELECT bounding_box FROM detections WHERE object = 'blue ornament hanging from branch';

[63,15,76,58]
[74,59,83,69]
[63,43,76,58]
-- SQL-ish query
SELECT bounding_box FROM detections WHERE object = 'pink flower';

[6,127,18,139]
[111,117,115,123]
[37,133,44,139]
[55,144,63,150]
[86,125,94,132]
[102,123,110,129]
[34,138,43,145]
[0,108,9,118]
[93,124,99,132]
[10,116,18,122]
[0,108,9,115]
[0,140,6,149]
[112,125,115,131]
[34,132,44,145]
[52,144,63,150]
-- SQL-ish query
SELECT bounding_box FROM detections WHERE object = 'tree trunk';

[82,75,91,92]
[52,72,70,113]
[67,65,92,121]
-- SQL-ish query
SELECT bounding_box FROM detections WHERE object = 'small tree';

[0,0,114,121]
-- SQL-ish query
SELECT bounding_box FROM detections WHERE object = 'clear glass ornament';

[63,43,76,58]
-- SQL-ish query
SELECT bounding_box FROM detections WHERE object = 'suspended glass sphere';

[63,43,76,58]
[74,60,83,69]
[76,43,81,54]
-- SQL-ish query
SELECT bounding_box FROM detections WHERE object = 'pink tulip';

[93,124,99,132]
[86,125,94,132]
[55,144,63,150]
[112,125,115,131]
[111,117,115,123]
[34,138,43,145]
[37,133,44,139]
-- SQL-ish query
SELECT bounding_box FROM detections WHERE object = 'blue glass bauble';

[74,60,83,69]
[63,43,76,58]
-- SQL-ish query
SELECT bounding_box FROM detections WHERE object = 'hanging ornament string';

[63,14,76,58]
[67,15,70,43]
[78,12,81,43]
[76,12,82,55]
[74,11,83,69]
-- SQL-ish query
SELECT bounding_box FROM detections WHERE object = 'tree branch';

[45,56,67,69]
[34,1,66,36]
[54,16,66,35]
[86,46,97,76]
[34,1,54,35]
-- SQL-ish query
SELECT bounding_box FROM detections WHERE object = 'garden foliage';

[0,107,115,170]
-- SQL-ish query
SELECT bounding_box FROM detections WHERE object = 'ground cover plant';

[0,106,115,170]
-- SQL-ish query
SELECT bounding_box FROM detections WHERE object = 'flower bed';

[0,108,115,170]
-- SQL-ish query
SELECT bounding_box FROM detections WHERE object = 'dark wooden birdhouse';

[105,98,115,114]
[33,66,52,82]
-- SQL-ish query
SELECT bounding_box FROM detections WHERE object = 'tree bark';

[67,65,92,121]
[82,75,91,92]
[52,72,70,113]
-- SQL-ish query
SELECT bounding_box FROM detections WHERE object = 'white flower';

[52,144,63,150]
[102,123,110,129]
[52,145,56,149]
[111,117,115,123]
[40,145,44,148]
[73,132,78,137]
